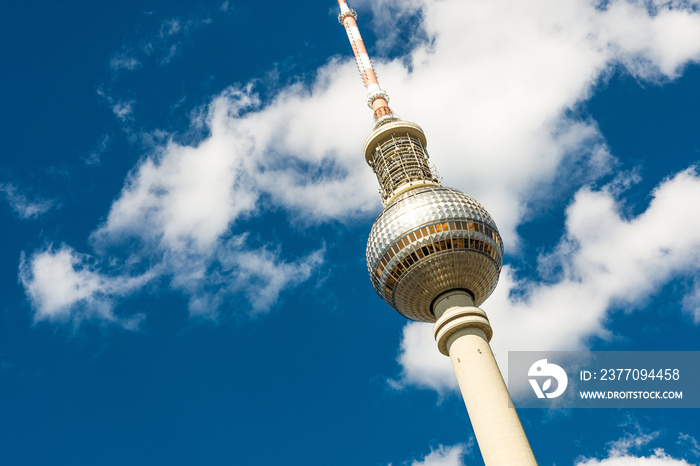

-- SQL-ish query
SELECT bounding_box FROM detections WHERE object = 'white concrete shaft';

[433,291,537,466]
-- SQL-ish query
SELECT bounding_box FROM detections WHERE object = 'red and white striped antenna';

[337,0,396,125]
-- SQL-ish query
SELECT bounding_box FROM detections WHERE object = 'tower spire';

[338,0,440,204]
[337,0,395,124]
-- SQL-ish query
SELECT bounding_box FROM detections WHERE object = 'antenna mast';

[337,0,395,125]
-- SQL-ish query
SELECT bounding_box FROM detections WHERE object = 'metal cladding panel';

[366,186,504,322]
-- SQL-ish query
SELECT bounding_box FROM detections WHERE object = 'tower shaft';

[433,291,537,465]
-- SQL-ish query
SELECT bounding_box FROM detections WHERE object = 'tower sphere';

[366,185,503,322]
[364,123,504,323]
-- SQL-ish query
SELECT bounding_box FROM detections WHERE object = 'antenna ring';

[366,89,390,108]
[338,9,358,24]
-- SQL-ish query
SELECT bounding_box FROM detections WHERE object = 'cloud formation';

[394,444,468,466]
[109,54,140,72]
[393,422,696,465]
[20,0,700,328]
[0,183,56,219]
[18,246,153,328]
[575,425,693,466]
[109,14,215,73]
[575,452,692,465]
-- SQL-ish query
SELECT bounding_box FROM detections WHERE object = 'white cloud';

[0,183,56,219]
[97,88,136,123]
[18,246,154,328]
[608,425,661,457]
[159,19,182,37]
[681,280,700,323]
[678,433,700,458]
[222,245,325,313]
[85,134,111,166]
[86,87,326,320]
[98,0,700,240]
[394,168,700,393]
[574,417,696,465]
[109,54,140,71]
[490,167,700,349]
[390,321,456,393]
[397,444,469,466]
[576,425,692,465]
[92,92,260,252]
[174,235,325,319]
[599,1,700,79]
[111,100,135,121]
[396,417,696,466]
[575,450,693,465]
[21,82,332,325]
[112,14,216,71]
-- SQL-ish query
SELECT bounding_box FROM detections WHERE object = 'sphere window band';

[371,219,502,281]
[373,219,502,276]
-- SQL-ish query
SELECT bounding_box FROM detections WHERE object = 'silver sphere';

[366,186,503,322]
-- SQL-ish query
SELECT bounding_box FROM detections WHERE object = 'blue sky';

[1,0,700,464]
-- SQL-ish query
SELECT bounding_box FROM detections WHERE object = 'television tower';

[337,2,537,464]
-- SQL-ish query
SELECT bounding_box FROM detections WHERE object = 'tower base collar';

[432,291,493,356]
